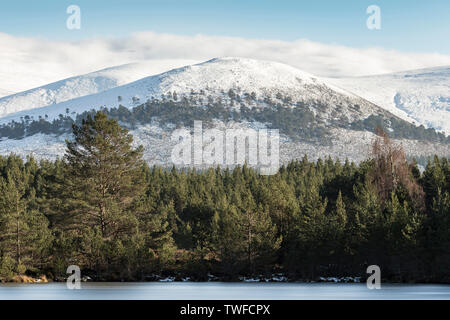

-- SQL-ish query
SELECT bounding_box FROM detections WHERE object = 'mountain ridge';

[0,57,386,125]
[0,59,198,119]
[0,57,448,167]
[328,66,450,135]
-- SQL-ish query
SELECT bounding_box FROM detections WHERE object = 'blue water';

[0,282,449,300]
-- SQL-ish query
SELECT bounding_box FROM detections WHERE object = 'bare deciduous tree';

[369,127,425,210]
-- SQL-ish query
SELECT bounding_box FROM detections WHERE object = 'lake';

[0,282,449,300]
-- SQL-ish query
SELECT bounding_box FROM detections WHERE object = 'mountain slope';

[0,59,197,118]
[0,58,448,167]
[328,66,450,135]
[0,57,385,125]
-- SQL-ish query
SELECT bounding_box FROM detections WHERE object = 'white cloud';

[1,31,450,93]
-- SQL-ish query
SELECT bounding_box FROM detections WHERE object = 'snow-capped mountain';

[0,59,197,118]
[328,66,450,135]
[0,57,383,124]
[0,57,448,166]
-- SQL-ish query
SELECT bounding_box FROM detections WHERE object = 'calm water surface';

[1,282,449,300]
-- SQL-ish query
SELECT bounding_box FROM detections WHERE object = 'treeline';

[0,113,74,139]
[1,90,449,145]
[0,112,449,282]
[350,114,448,143]
[0,98,332,143]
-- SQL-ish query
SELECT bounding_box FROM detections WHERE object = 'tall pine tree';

[64,111,145,239]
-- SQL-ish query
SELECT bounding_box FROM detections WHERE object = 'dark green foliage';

[350,115,449,143]
[0,155,52,277]
[2,93,447,145]
[0,112,449,282]
[64,112,145,238]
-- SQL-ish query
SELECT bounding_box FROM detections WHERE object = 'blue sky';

[0,0,449,53]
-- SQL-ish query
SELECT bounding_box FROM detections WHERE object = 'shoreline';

[2,274,448,285]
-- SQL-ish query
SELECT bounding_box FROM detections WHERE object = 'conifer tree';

[64,111,145,239]
[0,157,51,276]
[211,194,281,276]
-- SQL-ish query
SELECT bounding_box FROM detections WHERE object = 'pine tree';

[424,187,450,279]
[334,191,347,227]
[211,194,281,276]
[349,179,380,266]
[0,157,51,276]
[288,180,329,277]
[210,200,245,276]
[64,111,145,239]
[259,176,299,261]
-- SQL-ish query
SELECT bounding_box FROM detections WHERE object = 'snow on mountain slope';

[0,57,448,167]
[328,66,450,135]
[2,121,448,166]
[0,59,197,118]
[0,57,383,125]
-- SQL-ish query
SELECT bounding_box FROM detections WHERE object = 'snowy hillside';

[0,57,383,125]
[0,57,448,167]
[1,121,448,167]
[328,66,450,135]
[0,59,197,118]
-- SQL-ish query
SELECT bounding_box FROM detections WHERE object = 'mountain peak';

[1,58,448,166]
[147,56,321,96]
[0,57,373,125]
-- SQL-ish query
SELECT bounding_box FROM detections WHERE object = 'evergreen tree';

[211,195,281,276]
[0,157,52,276]
[64,111,145,239]
[0,118,449,282]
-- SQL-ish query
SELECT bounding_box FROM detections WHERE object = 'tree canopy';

[0,112,448,283]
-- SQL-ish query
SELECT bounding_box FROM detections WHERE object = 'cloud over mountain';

[1,31,450,93]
